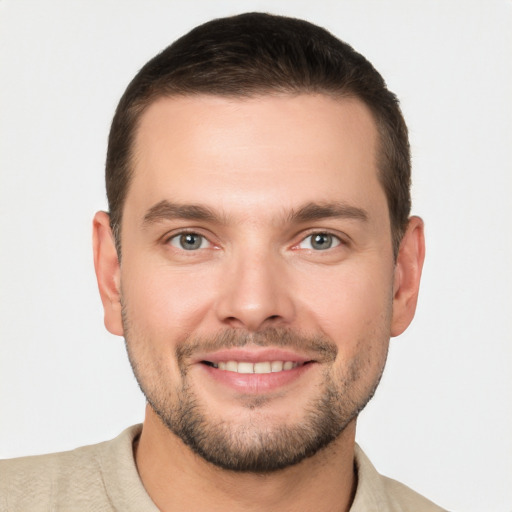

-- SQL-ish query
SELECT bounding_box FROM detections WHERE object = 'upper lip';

[192,347,315,365]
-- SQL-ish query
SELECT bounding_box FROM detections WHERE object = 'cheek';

[120,264,219,389]
[120,260,219,338]
[312,265,392,398]
[297,263,393,350]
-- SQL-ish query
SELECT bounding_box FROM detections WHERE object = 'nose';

[215,247,296,332]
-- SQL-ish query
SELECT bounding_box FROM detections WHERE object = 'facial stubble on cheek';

[121,302,390,473]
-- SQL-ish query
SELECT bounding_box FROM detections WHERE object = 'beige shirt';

[0,425,447,511]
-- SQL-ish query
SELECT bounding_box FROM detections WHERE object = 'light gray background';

[1,1,511,511]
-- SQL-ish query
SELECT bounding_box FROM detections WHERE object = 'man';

[0,12,446,511]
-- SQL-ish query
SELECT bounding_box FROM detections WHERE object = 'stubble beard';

[123,313,389,473]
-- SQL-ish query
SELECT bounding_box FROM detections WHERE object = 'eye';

[298,232,341,251]
[168,232,210,251]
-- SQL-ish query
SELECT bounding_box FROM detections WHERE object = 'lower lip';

[199,363,315,393]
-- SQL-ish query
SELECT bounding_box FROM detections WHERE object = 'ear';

[391,216,426,337]
[92,211,124,336]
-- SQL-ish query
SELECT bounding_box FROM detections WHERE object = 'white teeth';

[225,361,238,372]
[254,362,271,374]
[237,362,254,374]
[213,361,298,373]
[271,361,283,372]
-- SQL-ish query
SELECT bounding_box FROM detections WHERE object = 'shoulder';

[0,425,146,512]
[380,475,447,512]
[0,440,105,511]
[351,444,448,512]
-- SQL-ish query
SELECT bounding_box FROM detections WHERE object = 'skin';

[93,94,425,511]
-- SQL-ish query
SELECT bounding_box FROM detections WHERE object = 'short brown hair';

[106,12,411,257]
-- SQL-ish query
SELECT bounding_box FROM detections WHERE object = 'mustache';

[176,327,338,366]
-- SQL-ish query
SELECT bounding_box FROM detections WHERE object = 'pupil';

[312,233,332,250]
[181,233,201,250]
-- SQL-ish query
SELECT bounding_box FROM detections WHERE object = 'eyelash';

[166,230,213,251]
[165,230,345,252]
[295,232,343,251]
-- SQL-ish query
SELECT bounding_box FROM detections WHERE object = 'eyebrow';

[288,201,368,223]
[142,199,368,227]
[143,200,222,226]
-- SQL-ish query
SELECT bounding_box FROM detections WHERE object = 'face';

[95,94,421,472]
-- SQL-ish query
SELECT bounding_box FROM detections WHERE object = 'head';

[106,12,411,259]
[94,13,424,473]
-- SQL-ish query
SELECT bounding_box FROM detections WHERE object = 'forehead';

[127,93,385,223]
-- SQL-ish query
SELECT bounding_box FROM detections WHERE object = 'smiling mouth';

[201,360,314,374]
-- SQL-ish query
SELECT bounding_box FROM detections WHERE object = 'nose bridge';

[215,239,295,331]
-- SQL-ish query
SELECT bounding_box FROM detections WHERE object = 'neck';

[135,405,357,512]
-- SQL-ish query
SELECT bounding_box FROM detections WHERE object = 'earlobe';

[92,211,124,336]
[390,216,426,337]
